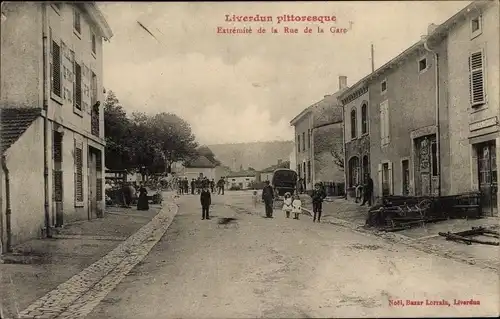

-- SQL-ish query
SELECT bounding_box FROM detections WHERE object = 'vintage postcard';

[0,1,499,318]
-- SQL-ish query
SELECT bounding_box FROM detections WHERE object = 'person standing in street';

[200,187,211,220]
[282,192,293,218]
[361,174,374,206]
[292,194,302,220]
[183,178,189,195]
[217,177,225,195]
[136,184,149,211]
[262,180,274,218]
[311,183,326,222]
[190,178,195,195]
[210,179,216,193]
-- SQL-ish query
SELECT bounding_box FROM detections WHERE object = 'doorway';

[53,130,64,227]
[402,159,410,196]
[477,141,498,216]
[414,135,438,196]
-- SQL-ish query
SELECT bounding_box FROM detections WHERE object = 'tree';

[104,91,134,170]
[147,112,199,172]
[330,143,345,171]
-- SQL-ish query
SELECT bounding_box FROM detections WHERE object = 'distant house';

[226,170,257,190]
[176,155,217,180]
[259,159,290,182]
[290,75,347,191]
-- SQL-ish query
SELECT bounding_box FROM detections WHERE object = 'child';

[282,192,293,218]
[355,183,363,203]
[251,190,258,208]
[291,194,302,220]
[200,187,211,220]
[311,183,327,223]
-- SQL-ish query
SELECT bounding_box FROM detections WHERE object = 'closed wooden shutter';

[52,41,61,97]
[380,103,385,143]
[74,141,84,203]
[469,50,485,106]
[54,171,63,202]
[75,62,82,110]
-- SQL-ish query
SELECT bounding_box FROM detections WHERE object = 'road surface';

[85,191,499,318]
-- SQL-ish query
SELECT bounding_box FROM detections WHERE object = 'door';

[88,150,97,220]
[382,163,390,196]
[53,131,64,227]
[402,160,410,196]
[478,142,498,216]
[415,135,437,196]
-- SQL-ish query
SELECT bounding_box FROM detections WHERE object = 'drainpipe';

[42,3,52,237]
[1,156,12,252]
[424,38,441,197]
[341,105,348,199]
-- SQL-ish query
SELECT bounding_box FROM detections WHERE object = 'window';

[307,161,311,183]
[74,62,82,110]
[471,16,482,38]
[51,40,62,97]
[469,50,485,107]
[91,33,96,54]
[418,58,427,72]
[74,140,84,204]
[73,8,81,34]
[431,140,438,176]
[91,72,99,137]
[380,100,390,146]
[302,132,305,151]
[297,135,301,153]
[350,109,357,139]
[307,129,311,149]
[381,80,387,94]
[361,103,368,135]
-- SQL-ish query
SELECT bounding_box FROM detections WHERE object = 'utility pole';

[371,43,375,72]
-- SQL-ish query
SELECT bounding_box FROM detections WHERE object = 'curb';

[301,208,498,271]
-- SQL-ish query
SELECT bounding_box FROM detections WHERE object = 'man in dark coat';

[200,187,212,220]
[311,183,327,222]
[361,174,374,206]
[217,177,225,195]
[262,180,275,218]
[210,179,216,193]
[191,178,195,195]
[183,178,189,195]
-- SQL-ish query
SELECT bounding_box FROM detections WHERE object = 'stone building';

[0,2,112,251]
[290,76,348,191]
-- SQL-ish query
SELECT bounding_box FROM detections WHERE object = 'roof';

[184,155,217,168]
[1,108,42,155]
[290,105,313,126]
[261,160,290,173]
[82,3,113,41]
[338,1,489,103]
[312,92,344,128]
[427,1,493,44]
[227,170,257,178]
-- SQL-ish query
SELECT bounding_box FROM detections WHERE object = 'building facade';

[174,156,217,181]
[428,0,499,216]
[0,2,112,250]
[226,171,257,190]
[291,76,348,191]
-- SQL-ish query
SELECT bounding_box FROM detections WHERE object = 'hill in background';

[207,141,294,171]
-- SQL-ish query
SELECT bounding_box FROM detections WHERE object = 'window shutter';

[388,162,394,195]
[75,62,82,110]
[380,103,385,144]
[52,41,61,97]
[469,51,485,106]
[377,163,383,198]
[74,141,84,203]
[385,101,390,144]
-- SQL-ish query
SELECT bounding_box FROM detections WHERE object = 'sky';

[98,1,470,145]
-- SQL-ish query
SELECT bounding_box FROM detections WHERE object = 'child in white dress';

[292,194,302,220]
[282,192,293,218]
[251,190,258,208]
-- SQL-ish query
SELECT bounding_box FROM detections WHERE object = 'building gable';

[0,107,42,154]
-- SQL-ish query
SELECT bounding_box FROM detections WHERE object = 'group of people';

[177,177,227,195]
[104,182,150,211]
[253,180,327,222]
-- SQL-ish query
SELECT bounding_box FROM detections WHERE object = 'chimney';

[427,23,439,35]
[339,76,347,90]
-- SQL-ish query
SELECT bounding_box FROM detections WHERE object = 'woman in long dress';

[137,184,149,211]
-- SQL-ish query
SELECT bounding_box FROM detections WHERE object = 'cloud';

[99,1,469,144]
